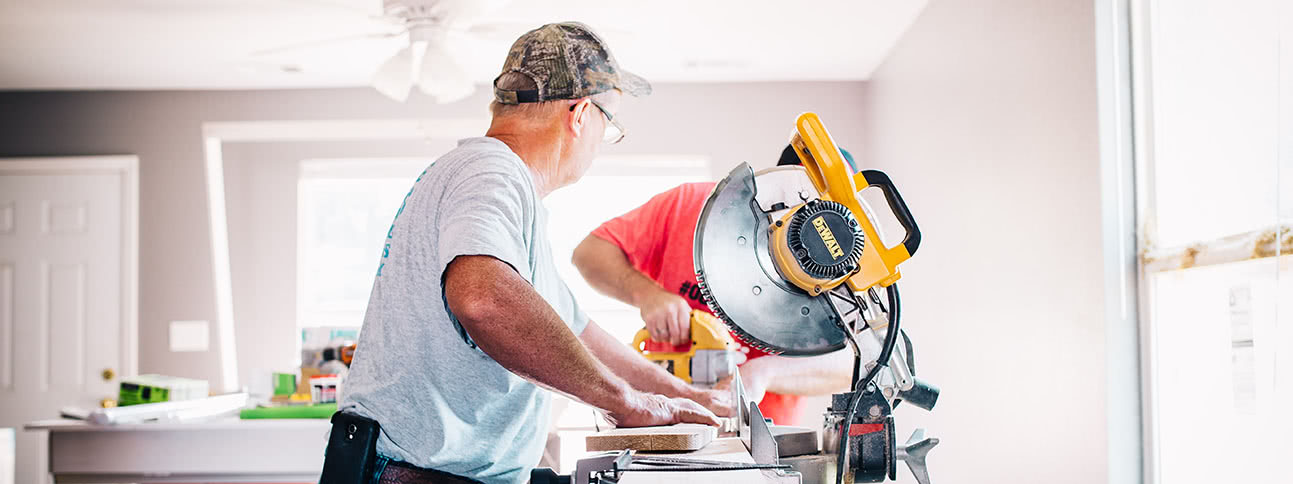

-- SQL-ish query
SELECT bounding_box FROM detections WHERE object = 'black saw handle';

[859,170,921,257]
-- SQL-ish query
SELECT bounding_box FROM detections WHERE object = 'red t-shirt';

[590,182,802,425]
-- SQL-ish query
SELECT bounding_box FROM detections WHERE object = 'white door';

[0,157,137,484]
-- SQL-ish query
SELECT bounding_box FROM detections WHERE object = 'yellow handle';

[632,327,651,353]
[848,171,914,289]
[632,325,692,383]
[791,112,910,291]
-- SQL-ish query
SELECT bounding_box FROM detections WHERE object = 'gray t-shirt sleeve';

[436,159,535,348]
[437,159,533,281]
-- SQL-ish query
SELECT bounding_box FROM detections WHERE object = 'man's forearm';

[444,256,636,413]
[572,234,664,307]
[750,350,855,396]
[579,320,698,399]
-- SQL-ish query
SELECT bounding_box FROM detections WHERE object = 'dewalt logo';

[812,216,845,259]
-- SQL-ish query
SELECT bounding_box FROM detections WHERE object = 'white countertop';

[26,417,329,483]
[26,416,330,432]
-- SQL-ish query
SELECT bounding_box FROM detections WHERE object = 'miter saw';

[694,112,941,484]
[532,113,939,484]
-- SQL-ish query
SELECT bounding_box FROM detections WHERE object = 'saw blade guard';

[693,162,847,355]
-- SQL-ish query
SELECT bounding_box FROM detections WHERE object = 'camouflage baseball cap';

[493,22,651,105]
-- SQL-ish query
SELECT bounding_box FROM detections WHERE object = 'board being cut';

[585,424,717,452]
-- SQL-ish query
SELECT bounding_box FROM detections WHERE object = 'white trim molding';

[1096,0,1145,483]
[202,118,488,143]
[202,138,239,393]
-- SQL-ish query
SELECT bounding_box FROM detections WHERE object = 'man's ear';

[567,99,591,138]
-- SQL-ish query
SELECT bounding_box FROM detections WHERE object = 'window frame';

[1095,1,1146,483]
[1122,1,1291,482]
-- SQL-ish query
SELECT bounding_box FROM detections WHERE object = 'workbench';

[601,437,777,483]
[25,419,807,484]
[25,418,328,483]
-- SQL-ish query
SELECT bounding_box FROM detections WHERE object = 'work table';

[26,418,329,483]
[605,437,801,484]
[26,419,797,483]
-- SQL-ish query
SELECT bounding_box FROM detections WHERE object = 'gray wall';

[0,82,868,389]
[859,0,1106,482]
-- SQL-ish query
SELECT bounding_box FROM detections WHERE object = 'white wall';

[859,0,1106,482]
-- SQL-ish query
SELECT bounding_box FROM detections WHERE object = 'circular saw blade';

[693,163,846,356]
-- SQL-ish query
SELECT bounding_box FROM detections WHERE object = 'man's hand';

[571,235,693,346]
[607,391,722,428]
[639,290,692,345]
[580,320,737,421]
[686,386,735,418]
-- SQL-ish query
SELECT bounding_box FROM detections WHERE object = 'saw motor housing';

[770,198,866,295]
[772,113,921,297]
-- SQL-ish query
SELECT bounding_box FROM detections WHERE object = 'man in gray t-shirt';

[338,23,731,484]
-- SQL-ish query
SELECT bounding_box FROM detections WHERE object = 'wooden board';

[585,424,717,452]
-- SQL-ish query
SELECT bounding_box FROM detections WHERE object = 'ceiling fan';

[253,0,523,103]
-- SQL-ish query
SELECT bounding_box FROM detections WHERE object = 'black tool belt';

[320,411,383,484]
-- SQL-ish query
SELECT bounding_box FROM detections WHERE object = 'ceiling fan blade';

[463,21,636,42]
[251,31,402,57]
[417,43,475,103]
[274,0,380,15]
[424,0,514,25]
[372,44,416,102]
[461,21,535,41]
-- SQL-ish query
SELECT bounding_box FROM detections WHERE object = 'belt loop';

[369,455,390,484]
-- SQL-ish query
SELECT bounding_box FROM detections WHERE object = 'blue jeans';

[369,455,390,484]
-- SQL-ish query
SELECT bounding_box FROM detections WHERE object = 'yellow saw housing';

[770,113,920,295]
[632,310,736,386]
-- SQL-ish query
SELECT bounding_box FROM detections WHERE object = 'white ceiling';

[0,0,928,91]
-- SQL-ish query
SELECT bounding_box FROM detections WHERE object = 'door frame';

[0,155,140,381]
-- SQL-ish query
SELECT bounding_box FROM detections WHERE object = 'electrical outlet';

[169,320,210,352]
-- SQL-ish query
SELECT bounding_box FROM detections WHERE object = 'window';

[297,158,431,328]
[1133,1,1291,482]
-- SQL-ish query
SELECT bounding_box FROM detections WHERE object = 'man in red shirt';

[572,146,858,425]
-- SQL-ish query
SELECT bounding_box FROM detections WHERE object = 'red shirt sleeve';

[590,184,693,280]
